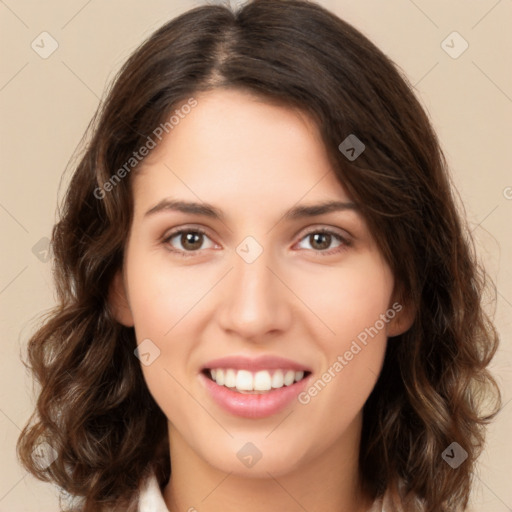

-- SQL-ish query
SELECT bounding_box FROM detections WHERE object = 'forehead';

[132,88,350,212]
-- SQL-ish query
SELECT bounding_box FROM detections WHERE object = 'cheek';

[123,245,205,416]
[293,253,393,415]
[125,240,212,339]
[291,250,394,344]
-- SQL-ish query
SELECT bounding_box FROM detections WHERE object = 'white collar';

[138,471,170,512]
[137,470,387,512]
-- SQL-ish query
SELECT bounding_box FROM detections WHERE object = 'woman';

[16,1,501,511]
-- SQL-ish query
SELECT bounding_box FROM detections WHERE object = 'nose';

[217,246,292,341]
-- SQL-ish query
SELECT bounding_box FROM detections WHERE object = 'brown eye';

[163,228,215,255]
[309,232,332,250]
[180,232,204,251]
[296,229,350,255]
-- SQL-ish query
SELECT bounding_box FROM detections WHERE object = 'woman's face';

[111,88,410,477]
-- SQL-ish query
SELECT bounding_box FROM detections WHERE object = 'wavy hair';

[17,1,501,511]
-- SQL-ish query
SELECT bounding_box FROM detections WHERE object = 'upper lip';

[201,355,312,373]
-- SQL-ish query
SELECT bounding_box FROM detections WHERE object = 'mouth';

[199,354,313,417]
[201,368,312,394]
[199,365,313,419]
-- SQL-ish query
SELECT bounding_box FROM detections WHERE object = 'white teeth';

[271,370,284,388]
[283,370,295,386]
[224,369,236,388]
[235,370,253,391]
[208,368,307,393]
[254,370,272,391]
[215,369,225,386]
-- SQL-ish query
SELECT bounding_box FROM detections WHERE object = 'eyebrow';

[144,198,359,221]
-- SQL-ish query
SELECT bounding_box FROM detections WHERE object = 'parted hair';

[17,1,501,511]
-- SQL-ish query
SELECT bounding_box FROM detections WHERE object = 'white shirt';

[137,471,388,512]
[138,471,170,512]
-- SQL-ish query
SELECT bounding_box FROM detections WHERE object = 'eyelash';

[162,226,351,258]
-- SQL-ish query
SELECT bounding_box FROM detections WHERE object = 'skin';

[110,88,414,512]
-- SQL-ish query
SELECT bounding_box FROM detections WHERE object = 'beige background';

[1,0,511,510]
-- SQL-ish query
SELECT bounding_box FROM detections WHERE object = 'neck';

[163,414,373,512]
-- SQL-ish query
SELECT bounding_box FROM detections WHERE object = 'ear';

[108,269,134,327]
[386,292,416,338]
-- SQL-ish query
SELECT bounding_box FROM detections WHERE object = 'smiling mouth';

[202,368,312,394]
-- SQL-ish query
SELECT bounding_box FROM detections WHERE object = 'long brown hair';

[17,1,501,511]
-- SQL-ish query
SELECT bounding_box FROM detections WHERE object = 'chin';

[203,437,308,478]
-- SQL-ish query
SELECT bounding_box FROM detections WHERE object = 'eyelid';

[163,224,212,240]
[298,224,352,240]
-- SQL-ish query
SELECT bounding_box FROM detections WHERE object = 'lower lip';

[199,371,311,419]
